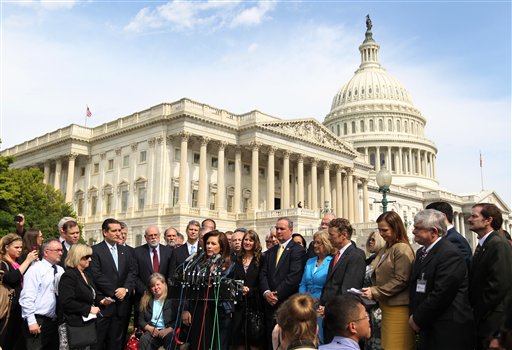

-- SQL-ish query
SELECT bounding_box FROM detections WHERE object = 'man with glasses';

[88,218,136,350]
[409,209,474,349]
[320,295,371,349]
[20,238,64,350]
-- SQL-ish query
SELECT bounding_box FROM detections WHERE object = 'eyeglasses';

[350,313,370,323]
[46,249,63,252]
[81,255,92,260]
[265,240,273,243]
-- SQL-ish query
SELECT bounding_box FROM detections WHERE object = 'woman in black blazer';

[138,273,176,350]
[232,229,264,350]
[58,244,111,350]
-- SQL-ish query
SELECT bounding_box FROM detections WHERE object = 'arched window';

[337,124,340,136]
[360,120,365,132]
[351,121,356,133]
[387,119,392,131]
[369,120,374,132]
[396,120,401,132]
[344,123,348,135]
[378,119,383,131]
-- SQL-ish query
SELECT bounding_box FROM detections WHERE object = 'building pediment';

[258,119,357,157]
[473,191,511,212]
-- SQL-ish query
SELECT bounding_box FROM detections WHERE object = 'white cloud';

[247,42,258,53]
[230,1,276,28]
[124,0,274,33]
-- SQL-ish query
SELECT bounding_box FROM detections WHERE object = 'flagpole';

[85,105,88,127]
[480,150,484,191]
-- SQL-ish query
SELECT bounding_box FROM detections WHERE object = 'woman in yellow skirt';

[362,211,415,350]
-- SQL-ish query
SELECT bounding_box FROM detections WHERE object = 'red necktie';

[333,251,341,266]
[152,248,159,273]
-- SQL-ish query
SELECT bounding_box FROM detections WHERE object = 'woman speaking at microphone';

[181,230,235,350]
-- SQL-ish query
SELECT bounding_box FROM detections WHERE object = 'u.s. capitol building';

[3,19,510,249]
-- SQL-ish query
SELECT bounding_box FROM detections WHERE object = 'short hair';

[324,295,363,336]
[473,203,503,230]
[186,220,201,231]
[164,227,178,236]
[365,230,385,254]
[275,293,317,345]
[425,201,453,223]
[58,217,75,231]
[201,218,216,230]
[144,226,160,235]
[376,211,410,248]
[234,228,248,234]
[313,230,337,255]
[102,218,120,232]
[42,238,61,251]
[62,220,78,233]
[292,233,307,248]
[0,233,22,255]
[414,209,447,237]
[329,218,353,238]
[276,217,293,230]
[177,232,185,240]
[65,243,92,268]
[119,221,128,230]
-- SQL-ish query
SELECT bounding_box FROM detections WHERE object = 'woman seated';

[138,273,176,350]
[58,244,111,350]
[273,293,318,350]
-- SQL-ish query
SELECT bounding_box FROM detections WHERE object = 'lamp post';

[375,164,394,213]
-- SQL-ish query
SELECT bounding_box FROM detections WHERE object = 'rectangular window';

[209,192,216,210]
[193,153,200,164]
[105,193,112,215]
[211,157,218,168]
[91,195,98,215]
[77,198,84,216]
[228,161,235,172]
[227,195,233,212]
[174,148,181,161]
[80,167,86,177]
[123,155,130,167]
[139,151,147,163]
[259,167,265,177]
[93,163,99,174]
[107,159,114,170]
[138,187,146,210]
[192,190,198,207]
[243,164,250,175]
[121,190,129,212]
[274,171,280,181]
[172,186,179,206]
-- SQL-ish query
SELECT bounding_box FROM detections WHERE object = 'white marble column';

[311,159,318,210]
[43,161,51,185]
[454,211,460,231]
[54,158,62,190]
[250,143,259,210]
[282,150,290,209]
[267,147,275,210]
[387,147,392,170]
[362,179,369,222]
[432,154,437,179]
[408,148,413,174]
[353,175,359,223]
[234,147,242,213]
[336,165,343,217]
[323,162,331,209]
[459,212,465,236]
[65,154,77,203]
[398,147,403,174]
[376,146,381,171]
[297,155,304,209]
[198,136,209,209]
[415,150,420,174]
[216,141,226,210]
[178,132,189,205]
[347,168,354,222]
[342,172,348,218]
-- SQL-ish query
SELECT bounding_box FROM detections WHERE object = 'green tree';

[0,156,75,237]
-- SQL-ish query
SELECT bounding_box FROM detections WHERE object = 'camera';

[14,215,23,223]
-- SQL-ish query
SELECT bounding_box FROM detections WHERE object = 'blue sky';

[1,0,511,207]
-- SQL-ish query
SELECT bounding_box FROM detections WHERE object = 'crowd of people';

[0,201,511,350]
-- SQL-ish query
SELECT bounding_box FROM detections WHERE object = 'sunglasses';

[81,255,92,260]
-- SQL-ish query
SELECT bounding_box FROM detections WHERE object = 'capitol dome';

[324,16,439,190]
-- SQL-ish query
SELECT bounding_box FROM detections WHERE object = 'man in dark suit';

[409,209,475,349]
[58,219,80,269]
[425,201,472,267]
[259,217,307,349]
[319,218,366,343]
[88,218,136,350]
[134,226,173,327]
[468,203,512,350]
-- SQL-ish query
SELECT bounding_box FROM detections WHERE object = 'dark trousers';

[139,330,174,350]
[23,315,59,350]
[94,315,126,350]
[263,302,277,350]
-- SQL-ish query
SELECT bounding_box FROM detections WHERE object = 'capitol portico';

[2,18,510,248]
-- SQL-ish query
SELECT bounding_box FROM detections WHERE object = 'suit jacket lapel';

[276,243,293,271]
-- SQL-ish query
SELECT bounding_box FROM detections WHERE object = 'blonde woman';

[138,273,176,350]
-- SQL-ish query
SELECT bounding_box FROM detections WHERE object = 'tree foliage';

[0,156,75,238]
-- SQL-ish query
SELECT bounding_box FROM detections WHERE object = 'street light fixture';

[375,163,394,213]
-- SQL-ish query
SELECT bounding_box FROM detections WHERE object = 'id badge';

[416,273,427,293]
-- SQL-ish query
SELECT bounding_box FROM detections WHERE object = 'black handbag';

[66,321,97,348]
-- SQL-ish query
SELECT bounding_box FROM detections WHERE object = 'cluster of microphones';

[174,252,225,289]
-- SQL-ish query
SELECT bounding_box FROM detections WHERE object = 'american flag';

[86,106,92,118]
[480,151,483,168]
